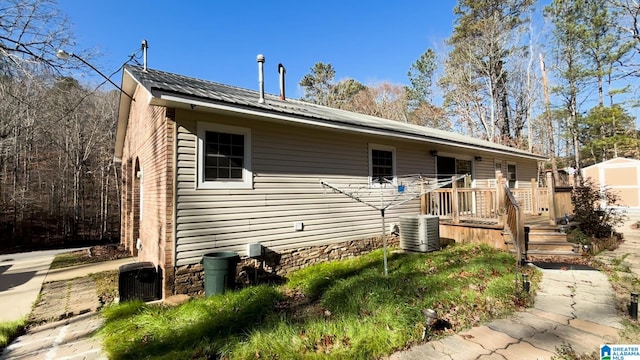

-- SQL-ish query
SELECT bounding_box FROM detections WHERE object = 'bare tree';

[344,82,409,122]
[0,0,73,76]
[441,0,535,145]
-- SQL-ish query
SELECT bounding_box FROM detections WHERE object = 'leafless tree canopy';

[0,0,119,249]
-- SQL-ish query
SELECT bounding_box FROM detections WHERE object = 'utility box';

[118,262,160,302]
[247,243,264,258]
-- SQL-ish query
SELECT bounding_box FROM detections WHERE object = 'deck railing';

[503,183,525,263]
[426,187,499,222]
[536,188,550,213]
[420,173,570,228]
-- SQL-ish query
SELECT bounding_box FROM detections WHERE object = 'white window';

[197,122,252,189]
[507,163,517,188]
[369,144,396,186]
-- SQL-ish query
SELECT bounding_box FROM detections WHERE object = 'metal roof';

[116,64,547,161]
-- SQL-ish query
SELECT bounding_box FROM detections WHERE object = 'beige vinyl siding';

[517,161,538,188]
[582,158,640,208]
[474,158,498,187]
[174,109,432,266]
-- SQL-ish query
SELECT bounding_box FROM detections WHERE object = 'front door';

[437,156,456,184]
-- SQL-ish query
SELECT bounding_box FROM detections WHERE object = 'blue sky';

[57,1,458,98]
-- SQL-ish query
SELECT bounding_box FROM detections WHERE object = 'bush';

[571,178,626,239]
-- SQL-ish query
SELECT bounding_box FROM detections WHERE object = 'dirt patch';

[50,244,131,269]
[86,244,131,261]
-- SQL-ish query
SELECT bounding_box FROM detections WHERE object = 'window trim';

[368,143,396,186]
[196,122,252,189]
[507,162,517,188]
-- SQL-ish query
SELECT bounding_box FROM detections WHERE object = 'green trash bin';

[202,252,240,296]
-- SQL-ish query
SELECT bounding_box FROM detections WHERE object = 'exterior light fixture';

[422,308,438,341]
[56,49,134,101]
[429,150,438,157]
[522,273,530,293]
[630,293,638,320]
[474,156,482,162]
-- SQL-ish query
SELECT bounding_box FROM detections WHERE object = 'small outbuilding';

[582,157,640,210]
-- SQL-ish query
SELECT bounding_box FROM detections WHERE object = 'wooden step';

[510,249,582,257]
[528,232,568,241]
[527,226,562,233]
[527,242,576,252]
[505,239,576,252]
[525,250,584,261]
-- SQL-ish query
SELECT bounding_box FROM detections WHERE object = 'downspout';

[257,54,265,104]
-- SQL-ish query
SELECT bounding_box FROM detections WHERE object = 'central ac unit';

[399,215,440,253]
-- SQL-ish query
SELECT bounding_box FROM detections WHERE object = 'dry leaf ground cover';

[100,243,536,360]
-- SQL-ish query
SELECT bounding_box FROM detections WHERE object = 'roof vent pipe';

[257,54,265,104]
[278,63,286,100]
[142,39,148,72]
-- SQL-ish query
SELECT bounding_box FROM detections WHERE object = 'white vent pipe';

[278,63,286,100]
[142,39,148,72]
[257,54,265,104]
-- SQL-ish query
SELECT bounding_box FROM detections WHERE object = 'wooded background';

[2,0,640,250]
[0,0,121,250]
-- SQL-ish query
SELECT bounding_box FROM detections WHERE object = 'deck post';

[451,176,460,223]
[499,177,508,227]
[420,180,427,215]
[547,172,556,225]
[495,172,504,226]
[531,178,538,215]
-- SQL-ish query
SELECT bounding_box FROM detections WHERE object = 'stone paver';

[458,326,518,350]
[568,318,619,341]
[431,335,491,359]
[29,277,100,323]
[476,353,508,360]
[1,313,106,360]
[485,318,538,340]
[495,341,555,360]
[532,294,575,317]
[1,258,130,360]
[526,308,570,325]
[552,324,607,354]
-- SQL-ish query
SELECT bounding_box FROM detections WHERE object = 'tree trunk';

[539,54,560,185]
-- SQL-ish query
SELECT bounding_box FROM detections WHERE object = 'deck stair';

[504,222,582,261]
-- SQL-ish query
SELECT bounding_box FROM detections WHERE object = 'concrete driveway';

[0,248,87,322]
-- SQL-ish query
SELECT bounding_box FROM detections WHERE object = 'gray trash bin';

[202,252,240,296]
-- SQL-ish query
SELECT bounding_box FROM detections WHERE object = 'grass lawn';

[100,244,535,360]
[0,319,25,350]
[49,251,87,269]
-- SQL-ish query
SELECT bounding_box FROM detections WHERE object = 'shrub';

[571,178,626,239]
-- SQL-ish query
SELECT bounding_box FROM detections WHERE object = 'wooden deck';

[439,213,580,261]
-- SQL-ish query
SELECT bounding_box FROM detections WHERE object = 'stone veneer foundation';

[173,235,399,296]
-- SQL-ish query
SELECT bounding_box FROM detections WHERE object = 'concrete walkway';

[1,258,135,360]
[599,218,640,278]
[390,267,622,360]
[0,248,89,323]
[391,216,640,360]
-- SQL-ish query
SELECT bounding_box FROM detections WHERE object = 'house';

[582,157,640,211]
[114,60,548,297]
